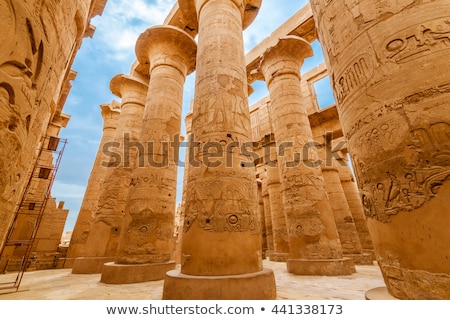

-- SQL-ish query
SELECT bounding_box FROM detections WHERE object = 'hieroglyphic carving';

[184,180,259,234]
[283,173,327,200]
[333,54,373,104]
[193,74,250,135]
[313,0,359,59]
[345,102,405,141]
[130,172,177,193]
[382,18,450,63]
[360,121,450,222]
[118,207,173,264]
[94,167,132,225]
[289,206,324,243]
[0,0,41,231]
[377,250,450,299]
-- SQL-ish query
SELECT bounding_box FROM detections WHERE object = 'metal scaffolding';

[0,136,67,292]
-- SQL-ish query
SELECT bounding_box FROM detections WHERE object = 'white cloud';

[92,0,176,61]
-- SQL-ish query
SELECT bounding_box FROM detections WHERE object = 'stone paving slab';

[0,261,385,300]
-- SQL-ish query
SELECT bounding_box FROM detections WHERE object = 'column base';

[72,257,115,274]
[344,253,373,265]
[62,258,78,268]
[365,287,399,300]
[163,268,277,300]
[363,249,376,261]
[267,252,289,262]
[287,258,356,276]
[101,261,176,284]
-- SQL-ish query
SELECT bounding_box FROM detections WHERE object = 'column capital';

[100,100,121,131]
[110,74,149,106]
[259,35,313,86]
[266,165,281,187]
[338,165,356,183]
[178,0,261,32]
[130,60,151,83]
[321,165,339,173]
[135,25,197,77]
[261,174,269,197]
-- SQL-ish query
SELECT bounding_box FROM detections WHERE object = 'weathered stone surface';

[164,268,276,300]
[338,162,375,257]
[65,101,120,267]
[321,166,372,265]
[266,165,289,262]
[163,0,275,300]
[257,35,354,275]
[101,261,176,284]
[100,25,197,284]
[311,0,450,299]
[72,73,148,274]
[261,173,274,255]
[256,180,268,258]
[0,0,98,251]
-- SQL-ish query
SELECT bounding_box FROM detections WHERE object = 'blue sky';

[53,0,331,232]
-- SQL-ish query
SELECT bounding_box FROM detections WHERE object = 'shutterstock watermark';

[101,132,347,169]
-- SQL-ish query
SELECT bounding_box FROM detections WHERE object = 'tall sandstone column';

[311,0,450,299]
[261,174,274,255]
[72,74,148,274]
[163,0,276,300]
[256,180,268,258]
[321,166,372,264]
[100,25,197,284]
[65,101,120,267]
[338,160,374,258]
[258,36,355,275]
[266,165,290,261]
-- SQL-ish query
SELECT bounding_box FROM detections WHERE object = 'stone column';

[71,74,148,274]
[338,161,374,258]
[256,180,268,258]
[261,173,274,255]
[321,166,372,265]
[174,111,194,264]
[65,101,120,267]
[100,25,197,284]
[311,0,450,299]
[266,165,290,262]
[258,36,355,275]
[163,0,276,300]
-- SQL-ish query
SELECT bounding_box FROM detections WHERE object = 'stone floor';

[0,260,386,300]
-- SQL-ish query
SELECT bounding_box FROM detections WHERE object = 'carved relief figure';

[360,121,450,221]
[0,0,41,216]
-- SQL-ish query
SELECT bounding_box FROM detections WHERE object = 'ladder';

[0,136,67,292]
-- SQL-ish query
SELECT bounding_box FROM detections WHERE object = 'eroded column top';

[100,100,121,130]
[110,73,149,105]
[178,0,262,32]
[259,35,313,86]
[135,25,197,76]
